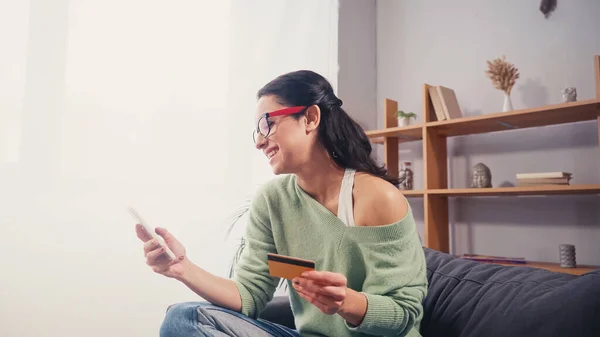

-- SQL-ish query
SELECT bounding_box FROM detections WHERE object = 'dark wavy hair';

[257,70,399,186]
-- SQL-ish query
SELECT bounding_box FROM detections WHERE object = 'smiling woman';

[150,70,428,337]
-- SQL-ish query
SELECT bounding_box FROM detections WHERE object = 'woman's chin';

[269,161,290,175]
[270,163,284,175]
[268,157,280,171]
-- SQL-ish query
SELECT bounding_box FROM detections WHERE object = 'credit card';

[267,253,316,280]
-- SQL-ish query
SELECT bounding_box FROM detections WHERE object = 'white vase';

[502,93,513,112]
[398,117,411,127]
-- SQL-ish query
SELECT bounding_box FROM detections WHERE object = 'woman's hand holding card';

[293,271,368,327]
[292,271,348,315]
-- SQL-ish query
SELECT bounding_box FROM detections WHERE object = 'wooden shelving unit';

[428,185,600,197]
[366,55,600,276]
[491,261,599,276]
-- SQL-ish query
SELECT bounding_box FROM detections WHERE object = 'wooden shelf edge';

[370,137,422,145]
[366,124,424,144]
[365,124,424,136]
[487,261,599,276]
[400,190,425,197]
[427,184,600,196]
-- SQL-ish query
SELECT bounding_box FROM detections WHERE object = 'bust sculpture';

[561,87,577,102]
[471,163,492,188]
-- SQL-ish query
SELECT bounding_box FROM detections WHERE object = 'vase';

[398,117,411,127]
[559,244,576,268]
[502,93,513,112]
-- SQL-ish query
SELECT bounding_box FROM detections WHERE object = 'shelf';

[428,99,600,137]
[427,184,600,197]
[366,100,600,142]
[400,190,425,197]
[489,261,598,276]
[367,55,600,257]
[366,124,423,144]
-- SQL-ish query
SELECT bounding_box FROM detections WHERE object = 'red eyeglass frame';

[253,106,307,143]
[262,106,306,118]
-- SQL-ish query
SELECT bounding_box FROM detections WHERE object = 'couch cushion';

[259,295,296,330]
[421,248,600,337]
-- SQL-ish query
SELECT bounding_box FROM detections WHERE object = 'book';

[459,254,526,264]
[428,86,447,121]
[436,85,463,120]
[517,177,571,186]
[516,172,572,179]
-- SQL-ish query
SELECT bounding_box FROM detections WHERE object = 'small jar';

[559,244,576,268]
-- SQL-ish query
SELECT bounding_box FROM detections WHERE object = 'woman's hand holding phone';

[131,208,243,312]
[135,224,187,279]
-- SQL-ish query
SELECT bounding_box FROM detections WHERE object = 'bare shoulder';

[353,173,409,227]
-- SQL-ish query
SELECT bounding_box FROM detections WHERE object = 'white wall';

[0,1,339,336]
[376,0,600,265]
[338,0,377,130]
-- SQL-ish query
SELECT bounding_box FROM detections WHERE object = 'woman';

[136,70,428,337]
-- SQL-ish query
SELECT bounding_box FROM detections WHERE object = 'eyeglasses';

[253,106,307,144]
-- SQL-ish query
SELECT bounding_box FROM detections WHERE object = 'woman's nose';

[254,134,267,149]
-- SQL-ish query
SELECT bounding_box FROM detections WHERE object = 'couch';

[259,248,600,337]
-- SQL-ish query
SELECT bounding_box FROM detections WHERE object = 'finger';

[135,224,153,242]
[316,285,346,302]
[293,278,345,301]
[296,288,337,314]
[168,255,186,266]
[293,283,344,304]
[143,238,162,255]
[301,271,347,286]
[293,278,323,295]
[146,246,170,265]
[150,254,185,275]
[149,253,185,274]
[155,227,179,247]
[293,278,321,296]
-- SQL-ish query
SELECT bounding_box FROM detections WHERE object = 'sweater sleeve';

[345,219,428,336]
[231,189,281,318]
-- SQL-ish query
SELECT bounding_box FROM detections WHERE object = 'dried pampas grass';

[485,55,520,95]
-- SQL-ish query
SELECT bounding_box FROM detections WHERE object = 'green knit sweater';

[233,175,428,337]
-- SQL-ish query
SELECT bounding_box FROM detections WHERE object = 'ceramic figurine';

[398,162,413,190]
[471,163,492,188]
[561,87,577,102]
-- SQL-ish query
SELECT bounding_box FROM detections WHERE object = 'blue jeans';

[159,302,300,337]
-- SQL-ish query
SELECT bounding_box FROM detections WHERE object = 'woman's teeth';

[267,149,278,159]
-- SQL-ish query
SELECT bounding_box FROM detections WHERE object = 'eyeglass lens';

[253,115,271,143]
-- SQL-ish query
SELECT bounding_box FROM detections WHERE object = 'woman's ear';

[304,105,321,132]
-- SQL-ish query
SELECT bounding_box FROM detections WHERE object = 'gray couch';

[259,248,600,337]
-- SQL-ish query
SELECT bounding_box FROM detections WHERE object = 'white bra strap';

[337,168,356,227]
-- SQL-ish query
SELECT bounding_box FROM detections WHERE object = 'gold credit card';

[267,253,316,280]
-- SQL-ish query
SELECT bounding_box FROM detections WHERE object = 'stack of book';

[459,254,526,265]
[428,85,463,121]
[516,172,572,186]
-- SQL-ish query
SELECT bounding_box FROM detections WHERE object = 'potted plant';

[395,110,417,127]
[223,197,288,291]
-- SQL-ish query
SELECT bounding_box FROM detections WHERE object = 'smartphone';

[128,207,177,261]
[267,253,316,280]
